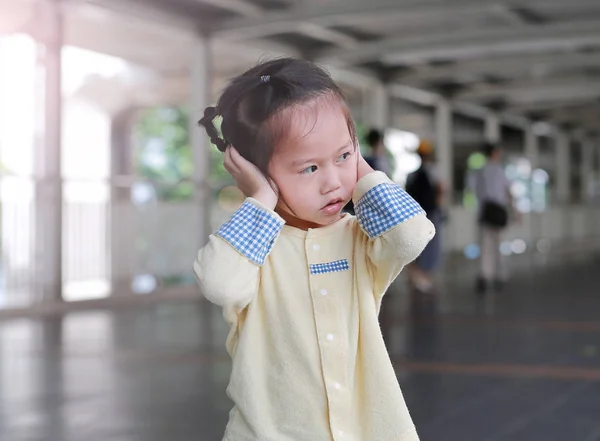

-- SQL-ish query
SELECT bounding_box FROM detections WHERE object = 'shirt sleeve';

[193,198,284,324]
[353,172,436,298]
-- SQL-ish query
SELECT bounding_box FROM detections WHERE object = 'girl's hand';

[224,147,279,210]
[357,151,375,180]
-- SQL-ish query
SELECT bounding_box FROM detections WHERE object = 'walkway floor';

[1,253,600,441]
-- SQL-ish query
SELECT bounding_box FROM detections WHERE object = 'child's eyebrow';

[291,141,354,167]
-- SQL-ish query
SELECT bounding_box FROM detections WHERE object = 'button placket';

[306,237,351,441]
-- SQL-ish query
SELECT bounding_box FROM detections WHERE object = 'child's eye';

[300,165,318,175]
[338,152,352,162]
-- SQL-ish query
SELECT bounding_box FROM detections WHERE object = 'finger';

[229,147,259,175]
[223,147,233,172]
[224,147,241,171]
[228,147,255,178]
[228,146,245,168]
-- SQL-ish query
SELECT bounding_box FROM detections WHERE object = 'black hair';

[366,128,382,148]
[483,142,500,158]
[198,58,357,177]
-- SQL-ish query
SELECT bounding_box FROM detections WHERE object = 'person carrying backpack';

[405,140,445,293]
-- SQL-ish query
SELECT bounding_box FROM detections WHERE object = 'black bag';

[479,200,508,228]
[406,167,437,216]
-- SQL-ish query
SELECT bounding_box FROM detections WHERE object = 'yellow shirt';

[194,172,435,441]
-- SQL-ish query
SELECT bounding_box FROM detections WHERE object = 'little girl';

[194,58,435,441]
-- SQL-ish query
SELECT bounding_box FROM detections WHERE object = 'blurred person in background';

[363,128,393,177]
[344,127,393,215]
[405,140,445,293]
[469,142,515,295]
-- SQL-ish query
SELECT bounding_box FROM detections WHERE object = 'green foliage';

[133,106,231,201]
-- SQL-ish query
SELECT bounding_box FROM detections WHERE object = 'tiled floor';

[1,254,600,441]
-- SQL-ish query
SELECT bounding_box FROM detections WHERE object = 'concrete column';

[596,141,600,181]
[109,108,137,292]
[189,34,213,247]
[580,139,593,203]
[484,113,500,144]
[525,125,540,171]
[555,131,571,204]
[33,0,63,302]
[365,82,390,129]
[435,99,453,202]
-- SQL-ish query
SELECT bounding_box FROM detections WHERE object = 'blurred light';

[463,192,477,209]
[511,181,527,198]
[0,176,33,201]
[131,182,156,205]
[516,159,532,178]
[386,129,420,152]
[500,241,513,256]
[468,153,486,170]
[132,274,157,294]
[464,243,480,260]
[516,199,531,213]
[536,239,551,253]
[143,138,167,169]
[505,164,519,181]
[218,186,244,212]
[385,129,422,184]
[63,279,110,301]
[532,169,549,184]
[511,239,527,255]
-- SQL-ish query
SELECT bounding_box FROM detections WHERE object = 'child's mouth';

[321,199,344,215]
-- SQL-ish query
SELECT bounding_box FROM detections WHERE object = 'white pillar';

[485,113,500,144]
[365,83,390,129]
[190,34,213,247]
[555,131,571,204]
[580,139,593,203]
[109,109,136,292]
[435,99,453,202]
[33,0,63,302]
[525,125,539,171]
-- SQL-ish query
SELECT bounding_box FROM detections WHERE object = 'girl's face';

[268,97,358,230]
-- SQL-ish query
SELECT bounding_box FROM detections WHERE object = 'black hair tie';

[198,106,228,152]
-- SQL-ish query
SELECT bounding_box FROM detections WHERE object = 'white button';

[334,382,341,390]
[320,289,328,296]
[326,333,334,341]
[338,430,344,437]
[313,244,320,251]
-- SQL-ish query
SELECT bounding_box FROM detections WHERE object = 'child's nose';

[321,171,342,194]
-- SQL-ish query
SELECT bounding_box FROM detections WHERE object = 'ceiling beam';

[199,0,357,47]
[193,0,262,17]
[457,77,600,105]
[316,20,600,66]
[397,53,600,86]
[85,0,204,30]
[507,97,600,114]
[213,0,490,39]
[212,0,600,40]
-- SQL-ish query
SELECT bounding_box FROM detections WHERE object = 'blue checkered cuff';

[216,200,284,265]
[355,183,425,238]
